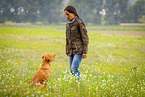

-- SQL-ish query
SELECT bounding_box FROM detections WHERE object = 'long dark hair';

[64,5,80,18]
[64,5,86,26]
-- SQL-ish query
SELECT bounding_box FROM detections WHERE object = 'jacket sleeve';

[78,21,89,54]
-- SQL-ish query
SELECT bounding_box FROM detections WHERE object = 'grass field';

[0,25,145,96]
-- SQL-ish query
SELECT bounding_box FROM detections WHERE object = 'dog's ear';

[41,55,44,59]
[41,54,47,61]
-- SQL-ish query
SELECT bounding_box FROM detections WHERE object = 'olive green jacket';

[65,17,89,55]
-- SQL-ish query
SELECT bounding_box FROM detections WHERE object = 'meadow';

[0,25,145,97]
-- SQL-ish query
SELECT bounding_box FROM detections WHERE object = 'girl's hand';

[83,54,87,58]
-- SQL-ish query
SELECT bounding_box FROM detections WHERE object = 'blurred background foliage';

[0,0,145,25]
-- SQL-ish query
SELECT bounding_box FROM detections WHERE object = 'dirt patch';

[120,23,145,26]
[50,29,145,36]
[89,30,145,36]
[0,23,31,25]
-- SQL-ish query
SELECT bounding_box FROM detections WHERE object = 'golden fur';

[30,53,55,88]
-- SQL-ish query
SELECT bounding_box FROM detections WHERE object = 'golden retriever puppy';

[30,53,55,88]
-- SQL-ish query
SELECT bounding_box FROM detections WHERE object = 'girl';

[64,5,89,77]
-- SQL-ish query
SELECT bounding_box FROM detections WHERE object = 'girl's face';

[65,10,75,21]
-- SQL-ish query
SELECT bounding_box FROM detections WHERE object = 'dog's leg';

[42,79,48,88]
[38,84,44,89]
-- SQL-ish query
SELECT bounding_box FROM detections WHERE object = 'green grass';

[0,26,145,97]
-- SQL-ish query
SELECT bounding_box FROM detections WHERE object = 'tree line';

[0,0,144,25]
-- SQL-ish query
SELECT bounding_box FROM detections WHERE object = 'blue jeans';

[69,54,83,76]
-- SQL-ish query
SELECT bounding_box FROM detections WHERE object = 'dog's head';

[41,53,55,62]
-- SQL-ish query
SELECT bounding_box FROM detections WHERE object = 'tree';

[0,0,7,23]
[0,0,64,24]
[126,0,145,23]
[38,0,63,24]
[104,0,129,25]
[23,0,39,23]
[0,0,144,24]
[69,0,103,25]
